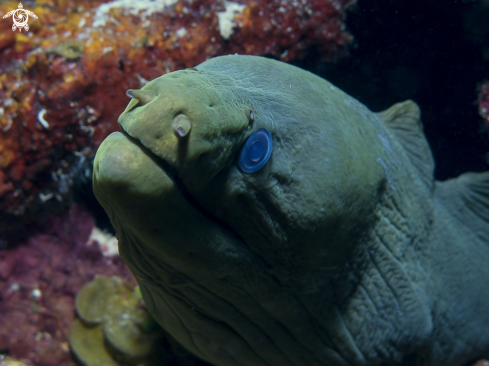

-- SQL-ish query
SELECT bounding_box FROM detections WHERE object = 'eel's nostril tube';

[125,89,156,105]
[172,115,192,138]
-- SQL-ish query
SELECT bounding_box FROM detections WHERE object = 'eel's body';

[93,55,489,366]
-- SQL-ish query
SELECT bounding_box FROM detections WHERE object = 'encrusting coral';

[69,276,164,366]
[0,204,135,365]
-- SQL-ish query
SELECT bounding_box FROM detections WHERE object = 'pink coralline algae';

[479,81,489,124]
[0,0,355,240]
[0,204,134,366]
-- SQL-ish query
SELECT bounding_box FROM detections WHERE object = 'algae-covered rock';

[46,41,84,60]
[69,276,164,366]
[0,357,30,366]
[75,275,118,325]
[69,319,117,366]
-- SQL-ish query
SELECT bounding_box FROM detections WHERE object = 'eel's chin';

[93,131,178,229]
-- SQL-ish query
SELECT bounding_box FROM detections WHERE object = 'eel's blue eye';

[238,128,272,173]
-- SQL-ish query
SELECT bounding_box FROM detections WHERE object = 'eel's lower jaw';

[93,131,176,208]
[94,131,251,277]
[119,125,187,182]
[114,125,244,240]
[94,130,222,232]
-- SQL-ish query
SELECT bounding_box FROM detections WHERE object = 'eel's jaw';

[92,131,175,225]
[92,131,248,273]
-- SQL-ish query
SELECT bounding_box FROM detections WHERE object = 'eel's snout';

[125,89,156,105]
[125,88,192,140]
[118,73,251,192]
[118,85,206,169]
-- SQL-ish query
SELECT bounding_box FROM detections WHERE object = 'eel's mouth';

[129,131,215,222]
[116,127,187,204]
[119,127,238,232]
[93,130,246,260]
[119,128,183,190]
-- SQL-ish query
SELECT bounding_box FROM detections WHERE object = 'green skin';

[93,55,489,366]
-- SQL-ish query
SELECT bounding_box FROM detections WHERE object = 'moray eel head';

[93,56,417,366]
[98,56,389,292]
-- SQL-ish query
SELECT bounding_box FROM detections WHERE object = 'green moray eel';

[93,55,489,366]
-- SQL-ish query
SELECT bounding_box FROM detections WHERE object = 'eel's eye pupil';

[238,128,272,173]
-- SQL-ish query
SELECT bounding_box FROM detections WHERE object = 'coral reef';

[0,357,30,366]
[0,203,213,365]
[69,276,164,366]
[479,81,489,125]
[0,0,355,241]
[0,204,134,365]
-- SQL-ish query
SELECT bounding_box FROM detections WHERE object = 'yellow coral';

[69,276,164,366]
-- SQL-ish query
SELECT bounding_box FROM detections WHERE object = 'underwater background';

[0,0,488,365]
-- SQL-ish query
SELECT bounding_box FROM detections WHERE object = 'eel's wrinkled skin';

[93,55,489,366]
